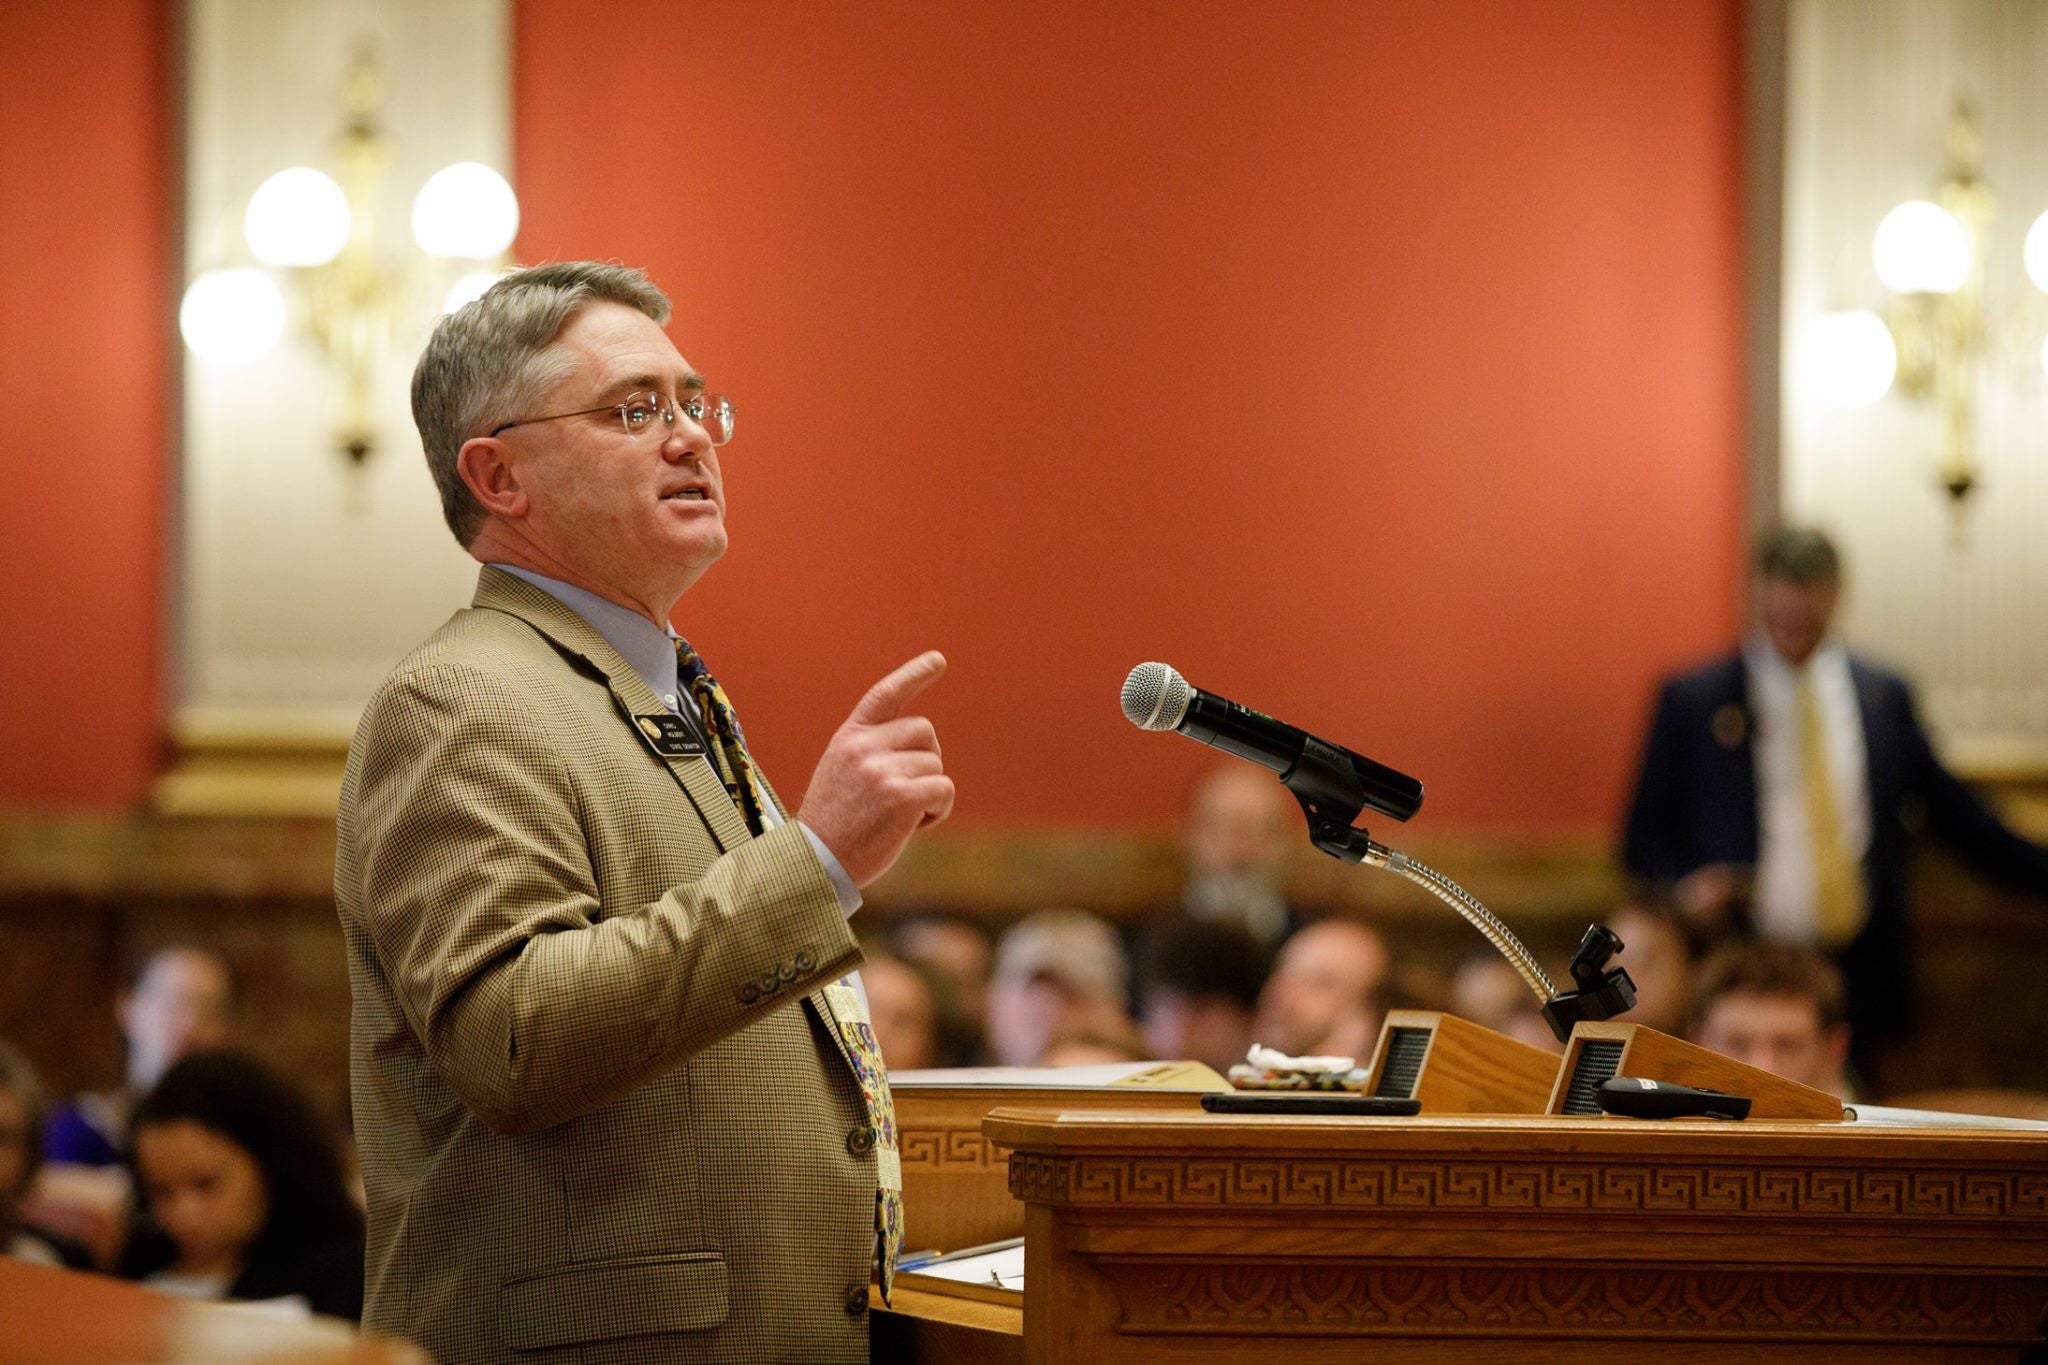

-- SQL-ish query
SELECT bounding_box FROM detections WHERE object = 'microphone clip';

[1282,736,1380,864]
[1539,924,1639,1041]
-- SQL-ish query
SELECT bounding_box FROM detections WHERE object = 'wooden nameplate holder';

[1363,1009,1559,1114]
[1549,1020,1847,1120]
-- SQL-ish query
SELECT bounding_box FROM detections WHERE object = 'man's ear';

[1822,1023,1852,1077]
[456,436,528,520]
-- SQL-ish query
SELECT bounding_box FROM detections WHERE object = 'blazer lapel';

[470,567,754,852]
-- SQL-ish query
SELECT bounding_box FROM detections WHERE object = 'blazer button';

[778,962,798,984]
[759,971,781,996]
[739,983,759,1005]
[795,949,816,971]
[846,1127,874,1156]
[844,1283,869,1316]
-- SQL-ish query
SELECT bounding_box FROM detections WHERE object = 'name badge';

[633,713,707,759]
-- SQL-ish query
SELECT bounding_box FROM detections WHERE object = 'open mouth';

[661,488,709,501]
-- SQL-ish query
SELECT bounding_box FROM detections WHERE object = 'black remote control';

[1596,1076,1752,1120]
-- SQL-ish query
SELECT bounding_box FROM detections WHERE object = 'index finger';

[850,650,948,725]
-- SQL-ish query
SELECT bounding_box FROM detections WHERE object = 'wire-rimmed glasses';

[489,390,736,445]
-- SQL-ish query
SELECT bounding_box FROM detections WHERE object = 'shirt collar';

[492,564,682,705]
[1745,631,1847,688]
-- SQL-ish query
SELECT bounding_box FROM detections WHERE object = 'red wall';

[514,0,1745,831]
[0,0,171,809]
[0,2,1744,835]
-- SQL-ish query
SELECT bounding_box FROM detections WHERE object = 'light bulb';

[244,167,351,268]
[1800,309,1896,407]
[442,267,511,314]
[412,162,519,260]
[2024,210,2048,293]
[1872,200,1970,294]
[180,268,287,366]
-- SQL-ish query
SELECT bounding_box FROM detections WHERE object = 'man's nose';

[660,414,713,462]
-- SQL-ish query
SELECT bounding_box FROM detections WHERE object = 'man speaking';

[336,261,951,1364]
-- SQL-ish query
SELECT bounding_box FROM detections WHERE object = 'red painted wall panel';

[511,0,1745,831]
[0,0,171,809]
[0,2,1743,834]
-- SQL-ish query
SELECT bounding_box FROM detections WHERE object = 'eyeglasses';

[490,390,736,445]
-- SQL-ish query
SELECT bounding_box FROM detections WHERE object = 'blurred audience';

[1041,1016,1151,1068]
[30,944,239,1268]
[1,1042,87,1268]
[861,943,981,1071]
[1180,764,1305,949]
[1447,951,1559,1052]
[893,913,995,1040]
[1252,919,1389,1061]
[1689,940,1852,1099]
[120,1051,364,1321]
[1135,917,1271,1073]
[860,950,939,1072]
[985,909,1133,1067]
[45,945,238,1168]
[1606,902,1697,1037]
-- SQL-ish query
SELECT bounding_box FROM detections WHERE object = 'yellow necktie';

[1798,673,1865,946]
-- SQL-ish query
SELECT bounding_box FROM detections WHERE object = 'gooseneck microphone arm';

[1121,662,1635,1042]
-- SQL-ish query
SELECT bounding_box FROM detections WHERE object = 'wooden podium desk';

[0,1259,424,1364]
[981,1107,2048,1364]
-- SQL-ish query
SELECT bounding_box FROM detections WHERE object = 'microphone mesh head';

[1121,662,1191,731]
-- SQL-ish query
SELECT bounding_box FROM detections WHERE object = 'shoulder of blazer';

[1661,650,1749,718]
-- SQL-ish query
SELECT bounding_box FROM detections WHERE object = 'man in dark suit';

[1622,526,2048,1050]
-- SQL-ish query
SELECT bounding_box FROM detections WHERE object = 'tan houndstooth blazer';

[336,567,881,1365]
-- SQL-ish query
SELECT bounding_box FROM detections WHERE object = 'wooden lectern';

[983,1106,2048,1362]
[882,1021,2048,1362]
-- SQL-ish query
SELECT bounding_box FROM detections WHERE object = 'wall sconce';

[179,46,519,467]
[1801,101,2048,522]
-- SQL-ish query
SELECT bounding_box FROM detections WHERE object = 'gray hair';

[411,261,672,546]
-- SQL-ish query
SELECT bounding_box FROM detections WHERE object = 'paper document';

[890,1060,1229,1090]
[897,1238,1025,1297]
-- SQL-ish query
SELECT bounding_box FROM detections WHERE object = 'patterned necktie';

[1798,672,1866,947]
[825,978,904,1302]
[673,637,768,837]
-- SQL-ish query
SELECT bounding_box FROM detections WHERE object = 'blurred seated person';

[120,1051,364,1321]
[1135,917,1271,1073]
[1689,940,1852,1099]
[33,945,238,1268]
[1040,1016,1151,1068]
[1606,901,1697,1037]
[859,943,980,1071]
[1181,764,1308,949]
[1446,950,1560,1052]
[892,912,995,1044]
[985,909,1133,1067]
[1,1042,88,1268]
[45,945,238,1167]
[1252,919,1389,1062]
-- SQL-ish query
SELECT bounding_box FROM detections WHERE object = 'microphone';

[1119,662,1423,822]
[1120,661,1635,1039]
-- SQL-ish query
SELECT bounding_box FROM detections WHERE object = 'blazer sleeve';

[343,660,863,1137]
[1898,685,2048,894]
[1622,679,1696,882]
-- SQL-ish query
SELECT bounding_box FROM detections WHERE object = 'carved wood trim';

[1007,1152,2048,1223]
[901,1125,1002,1171]
[1100,1262,2042,1342]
